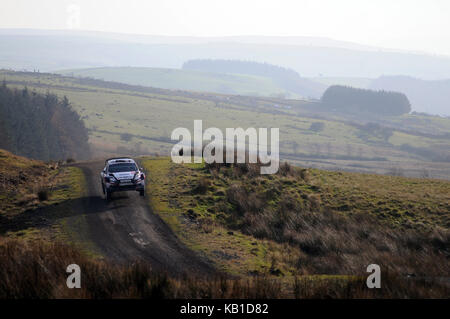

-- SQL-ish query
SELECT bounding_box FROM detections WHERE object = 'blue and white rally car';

[100,158,146,200]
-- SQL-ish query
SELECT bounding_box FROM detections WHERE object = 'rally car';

[100,158,145,200]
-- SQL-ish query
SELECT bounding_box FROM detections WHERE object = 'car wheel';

[139,190,145,197]
[106,190,112,201]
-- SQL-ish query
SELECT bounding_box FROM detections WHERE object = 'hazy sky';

[2,0,450,56]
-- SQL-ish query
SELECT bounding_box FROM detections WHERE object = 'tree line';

[0,82,90,161]
[320,85,411,116]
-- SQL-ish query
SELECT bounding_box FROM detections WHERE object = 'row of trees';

[0,83,90,161]
[321,85,411,116]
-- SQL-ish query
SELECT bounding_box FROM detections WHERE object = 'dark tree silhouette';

[0,84,90,160]
[320,85,411,116]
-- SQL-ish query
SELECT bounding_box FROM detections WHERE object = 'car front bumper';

[106,181,145,193]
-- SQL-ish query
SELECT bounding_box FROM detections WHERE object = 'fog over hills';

[2,29,449,115]
[0,29,406,49]
[2,29,450,80]
[370,76,450,116]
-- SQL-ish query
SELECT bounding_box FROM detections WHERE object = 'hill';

[182,59,326,98]
[1,150,448,298]
[311,77,373,89]
[57,66,299,98]
[142,157,450,296]
[0,148,86,241]
[309,76,450,117]
[1,70,450,179]
[370,76,450,116]
[2,29,450,79]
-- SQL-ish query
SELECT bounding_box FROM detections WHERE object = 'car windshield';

[108,163,137,173]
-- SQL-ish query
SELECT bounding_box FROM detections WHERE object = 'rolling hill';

[182,59,326,98]
[2,29,450,79]
[311,76,450,116]
[370,76,450,116]
[56,66,302,98]
[2,70,450,179]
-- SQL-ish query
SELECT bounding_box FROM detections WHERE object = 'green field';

[57,66,300,98]
[2,70,450,179]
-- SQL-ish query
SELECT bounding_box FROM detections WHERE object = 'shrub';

[193,177,211,194]
[37,188,48,201]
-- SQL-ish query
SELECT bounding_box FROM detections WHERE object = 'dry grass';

[192,177,211,194]
[144,157,449,298]
[1,238,447,299]
[0,149,53,215]
[201,161,450,278]
[0,238,282,299]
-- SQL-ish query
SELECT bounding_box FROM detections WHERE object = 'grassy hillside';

[182,59,326,98]
[57,67,300,98]
[1,152,448,298]
[311,76,450,116]
[0,149,95,253]
[142,157,449,297]
[2,70,450,179]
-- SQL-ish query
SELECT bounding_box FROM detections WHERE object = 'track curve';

[73,160,215,276]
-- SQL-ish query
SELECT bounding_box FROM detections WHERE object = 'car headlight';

[105,175,117,183]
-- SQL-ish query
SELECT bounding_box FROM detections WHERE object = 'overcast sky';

[1,0,450,56]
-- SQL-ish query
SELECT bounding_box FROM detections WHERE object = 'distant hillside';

[311,77,373,89]
[2,29,450,79]
[3,70,450,179]
[57,66,298,98]
[0,83,90,161]
[320,85,411,116]
[369,76,450,116]
[183,59,326,98]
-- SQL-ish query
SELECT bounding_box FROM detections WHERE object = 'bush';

[37,189,48,201]
[193,177,211,194]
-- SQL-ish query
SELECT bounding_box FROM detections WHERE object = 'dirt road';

[73,160,215,276]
